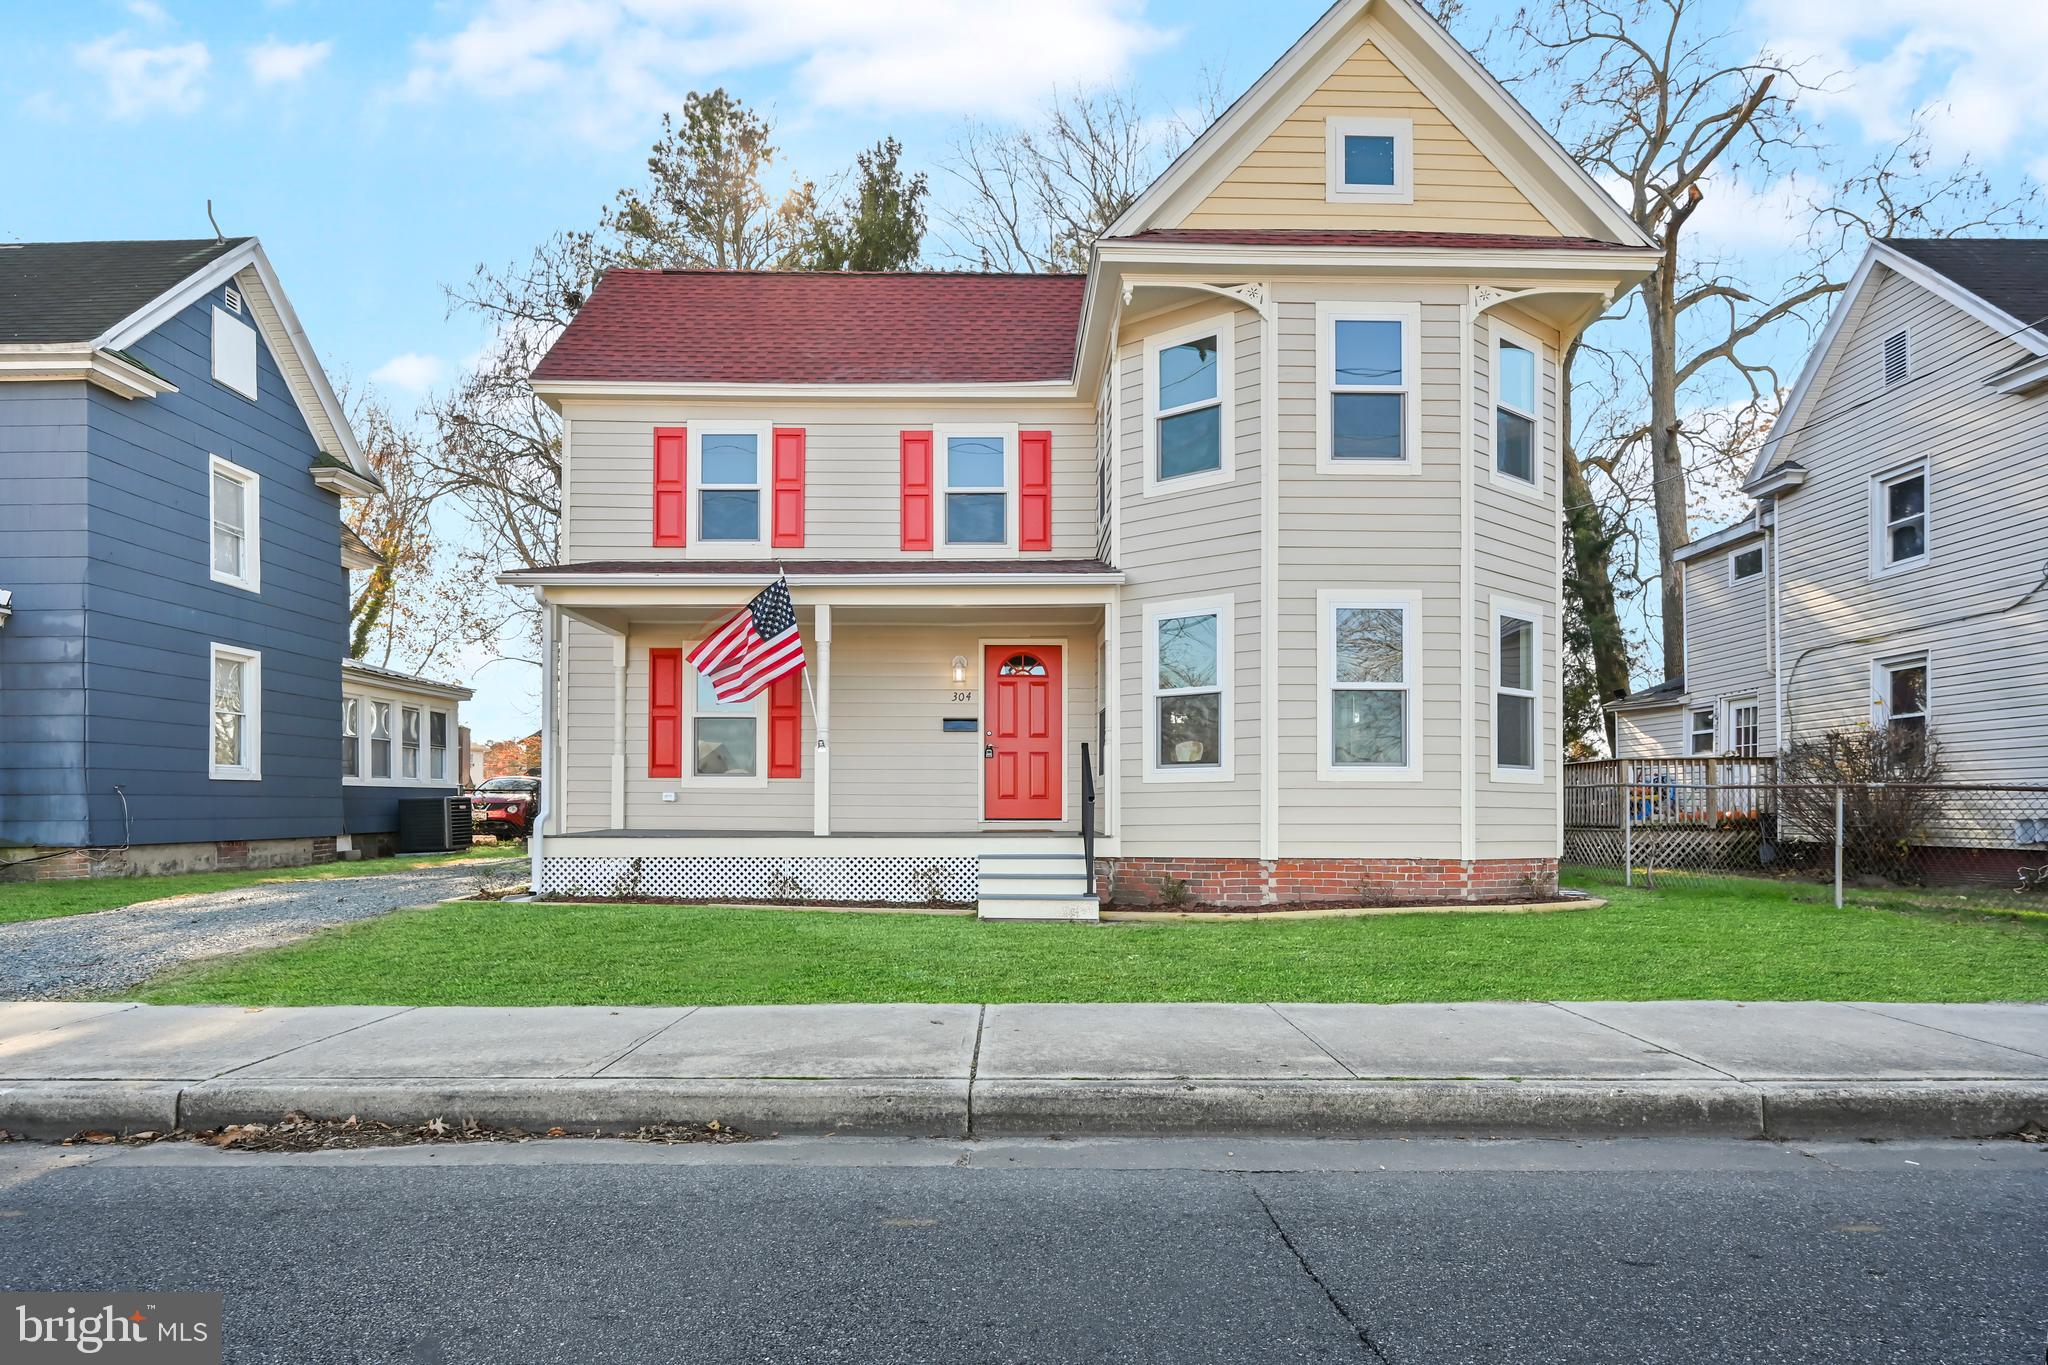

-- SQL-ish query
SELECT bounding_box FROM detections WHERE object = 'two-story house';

[1610,237,2048,786]
[0,237,471,879]
[504,0,1660,916]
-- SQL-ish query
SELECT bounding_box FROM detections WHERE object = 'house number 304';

[950,690,975,703]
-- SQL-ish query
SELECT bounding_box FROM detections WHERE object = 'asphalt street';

[2,1137,2042,1363]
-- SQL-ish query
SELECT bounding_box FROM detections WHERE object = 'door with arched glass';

[983,645,1062,820]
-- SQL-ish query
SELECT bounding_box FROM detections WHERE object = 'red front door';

[984,645,1062,820]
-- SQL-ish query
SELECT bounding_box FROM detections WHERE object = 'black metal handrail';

[1080,741,1096,885]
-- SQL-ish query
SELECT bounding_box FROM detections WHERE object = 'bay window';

[1143,318,1233,493]
[1492,605,1540,778]
[1318,590,1420,779]
[1316,303,1418,472]
[1493,325,1540,490]
[1144,597,1232,780]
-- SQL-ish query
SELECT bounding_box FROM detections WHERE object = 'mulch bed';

[48,1112,751,1152]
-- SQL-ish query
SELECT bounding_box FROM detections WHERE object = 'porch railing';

[1565,756,1777,826]
[1080,741,1096,879]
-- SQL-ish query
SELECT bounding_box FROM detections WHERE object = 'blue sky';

[5,0,2039,737]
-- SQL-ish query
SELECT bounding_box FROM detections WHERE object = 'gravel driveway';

[0,862,527,1001]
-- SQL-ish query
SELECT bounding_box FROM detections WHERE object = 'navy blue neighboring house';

[0,238,471,879]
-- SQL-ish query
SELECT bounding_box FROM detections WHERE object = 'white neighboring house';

[1609,237,2048,783]
[503,0,1660,915]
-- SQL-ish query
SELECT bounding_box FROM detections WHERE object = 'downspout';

[529,593,554,897]
[1770,500,1784,754]
[1258,285,1280,868]
[1458,295,1476,865]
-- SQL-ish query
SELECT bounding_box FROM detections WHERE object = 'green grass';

[128,867,2048,1007]
[0,842,525,927]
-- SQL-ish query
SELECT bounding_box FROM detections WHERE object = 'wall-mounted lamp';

[950,655,969,685]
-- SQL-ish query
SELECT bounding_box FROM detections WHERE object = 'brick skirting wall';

[1098,856,1560,907]
[0,835,343,883]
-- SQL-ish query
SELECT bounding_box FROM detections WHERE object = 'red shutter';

[767,671,803,779]
[1019,429,1053,552]
[653,427,687,547]
[900,430,934,551]
[771,427,806,548]
[649,648,682,778]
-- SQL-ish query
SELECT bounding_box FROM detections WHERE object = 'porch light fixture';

[951,655,969,685]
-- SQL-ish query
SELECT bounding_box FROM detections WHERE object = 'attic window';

[1325,117,1413,204]
[1883,330,1909,386]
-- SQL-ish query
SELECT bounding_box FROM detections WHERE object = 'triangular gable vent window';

[223,284,244,314]
[1883,330,1908,387]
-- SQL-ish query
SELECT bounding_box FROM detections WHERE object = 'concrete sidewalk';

[2,1000,2044,1141]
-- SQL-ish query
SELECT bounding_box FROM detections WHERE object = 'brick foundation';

[1099,856,1560,907]
[0,835,348,883]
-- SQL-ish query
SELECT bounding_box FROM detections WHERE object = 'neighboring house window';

[1876,466,1927,570]
[211,304,258,400]
[430,711,449,781]
[692,669,759,777]
[1875,656,1929,745]
[1493,606,1540,778]
[1143,319,1233,493]
[1729,701,1760,757]
[1319,590,1421,779]
[940,430,1013,545]
[1883,329,1909,387]
[208,455,260,592]
[369,701,392,779]
[1730,545,1765,582]
[693,428,765,545]
[342,697,360,779]
[1144,598,1232,780]
[401,706,421,778]
[209,644,261,780]
[1493,329,1539,488]
[1324,116,1413,203]
[1689,707,1716,755]
[1316,303,1419,473]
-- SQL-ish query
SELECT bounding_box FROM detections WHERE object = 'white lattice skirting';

[540,855,978,905]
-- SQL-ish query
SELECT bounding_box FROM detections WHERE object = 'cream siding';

[1678,545,1775,755]
[1179,39,1558,235]
[1615,705,1684,760]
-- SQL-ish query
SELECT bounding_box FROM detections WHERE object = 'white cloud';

[74,34,209,118]
[398,0,1170,137]
[125,0,172,25]
[370,352,446,394]
[246,37,332,85]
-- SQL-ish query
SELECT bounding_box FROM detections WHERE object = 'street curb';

[969,1079,1764,1139]
[1756,1081,2048,1140]
[0,1081,182,1140]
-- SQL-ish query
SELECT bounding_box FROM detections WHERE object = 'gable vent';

[1883,329,1908,387]
[222,284,243,315]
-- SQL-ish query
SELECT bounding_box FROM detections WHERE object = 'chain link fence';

[1564,779,2048,908]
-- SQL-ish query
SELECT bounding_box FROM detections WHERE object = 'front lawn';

[128,868,2048,1006]
[0,843,525,927]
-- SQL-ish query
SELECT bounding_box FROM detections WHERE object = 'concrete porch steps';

[976,849,1099,921]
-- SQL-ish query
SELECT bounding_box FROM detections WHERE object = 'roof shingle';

[1882,238,2048,334]
[0,238,250,344]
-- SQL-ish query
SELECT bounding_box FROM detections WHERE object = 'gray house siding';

[341,785,453,837]
[72,288,345,846]
[0,382,93,846]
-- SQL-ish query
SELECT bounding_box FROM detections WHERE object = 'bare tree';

[343,389,435,660]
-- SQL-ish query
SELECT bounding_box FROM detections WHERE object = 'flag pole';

[782,565,821,722]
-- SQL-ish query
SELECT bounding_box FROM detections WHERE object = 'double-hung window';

[430,711,449,782]
[692,670,759,778]
[209,643,261,780]
[694,428,765,545]
[1492,324,1540,490]
[1319,590,1420,779]
[1689,707,1716,755]
[1492,605,1540,779]
[342,697,360,779]
[1144,598,1231,780]
[1875,656,1929,745]
[1876,466,1927,571]
[1317,303,1418,473]
[209,455,260,592]
[401,706,421,779]
[1728,701,1760,757]
[1143,319,1233,493]
[939,429,1013,546]
[369,701,392,779]
[1324,116,1413,203]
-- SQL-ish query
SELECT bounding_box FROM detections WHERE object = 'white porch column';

[609,632,627,829]
[1103,594,1120,841]
[812,603,832,837]
[530,596,556,894]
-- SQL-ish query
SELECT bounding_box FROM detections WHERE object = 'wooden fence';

[1564,758,1778,828]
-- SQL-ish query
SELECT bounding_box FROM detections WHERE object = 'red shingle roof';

[531,270,1087,385]
[1104,228,1643,251]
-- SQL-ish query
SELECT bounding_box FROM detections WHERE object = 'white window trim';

[399,704,423,781]
[1317,587,1424,782]
[210,304,259,401]
[1882,327,1911,387]
[429,708,451,783]
[1323,115,1414,204]
[1315,301,1422,477]
[934,422,1020,555]
[208,643,262,781]
[1870,652,1931,732]
[1871,461,1930,578]
[1141,316,1236,497]
[207,454,261,593]
[1488,597,1543,784]
[342,695,361,781]
[367,699,394,781]
[343,690,461,788]
[684,661,770,789]
[1728,543,1766,585]
[686,422,772,556]
[1487,317,1545,500]
[1688,705,1717,756]
[1724,696,1761,758]
[1142,595,1235,784]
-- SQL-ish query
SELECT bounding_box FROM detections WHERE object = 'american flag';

[687,576,806,703]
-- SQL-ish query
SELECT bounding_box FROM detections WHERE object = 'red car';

[470,776,540,838]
